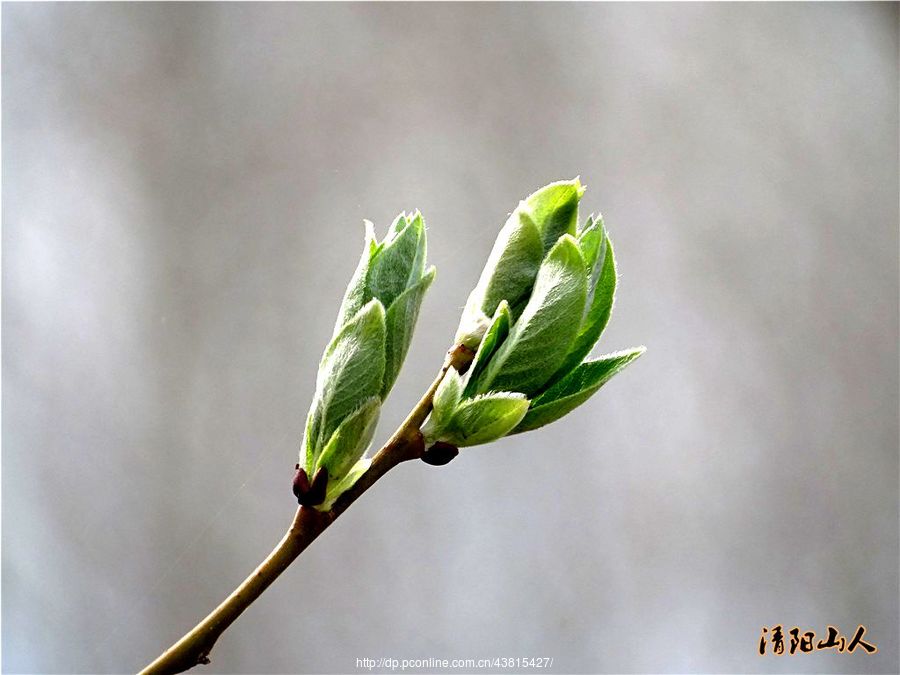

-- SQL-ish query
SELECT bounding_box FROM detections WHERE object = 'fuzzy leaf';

[577,216,607,302]
[456,211,542,346]
[304,300,386,467]
[475,210,543,318]
[404,211,428,285]
[440,392,530,447]
[577,213,595,237]
[513,347,645,433]
[333,221,378,334]
[319,457,372,511]
[315,397,380,480]
[524,178,584,253]
[550,228,617,384]
[368,213,425,308]
[382,265,436,397]
[422,366,463,442]
[477,235,587,396]
[463,300,512,397]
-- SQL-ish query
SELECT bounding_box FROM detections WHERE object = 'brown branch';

[138,343,474,675]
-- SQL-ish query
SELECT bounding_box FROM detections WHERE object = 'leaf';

[405,211,428,284]
[576,215,607,301]
[319,457,373,511]
[479,212,544,316]
[368,213,425,308]
[333,221,378,334]
[577,213,595,237]
[551,231,617,384]
[513,347,645,433]
[421,366,463,442]
[304,299,386,465]
[381,265,436,397]
[301,402,318,476]
[315,397,380,480]
[476,235,587,397]
[464,210,543,320]
[524,178,584,253]
[432,366,463,428]
[441,392,530,447]
[463,300,511,398]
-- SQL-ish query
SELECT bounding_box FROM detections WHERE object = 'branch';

[138,343,474,675]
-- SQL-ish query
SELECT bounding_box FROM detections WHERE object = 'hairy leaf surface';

[477,236,587,396]
[524,179,584,253]
[305,300,386,463]
[551,229,617,384]
[514,347,644,433]
[464,300,512,397]
[442,392,530,447]
[382,266,435,397]
[315,397,380,480]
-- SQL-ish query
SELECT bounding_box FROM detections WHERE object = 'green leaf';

[471,210,543,318]
[368,213,425,308]
[404,211,428,284]
[463,300,512,397]
[421,366,463,442]
[476,235,587,396]
[459,209,544,334]
[381,265,436,397]
[440,392,530,447]
[319,457,372,511]
[577,215,607,298]
[333,221,378,334]
[524,178,585,253]
[304,299,386,467]
[577,213,595,237]
[551,231,617,383]
[513,347,645,433]
[315,397,380,480]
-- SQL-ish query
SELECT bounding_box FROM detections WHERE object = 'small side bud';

[421,442,459,466]
[454,311,491,352]
[452,343,477,375]
[295,466,329,506]
[292,467,310,502]
[306,466,329,506]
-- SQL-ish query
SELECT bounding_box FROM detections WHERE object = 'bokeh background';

[3,3,898,674]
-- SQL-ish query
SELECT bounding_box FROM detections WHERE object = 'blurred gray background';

[3,3,898,674]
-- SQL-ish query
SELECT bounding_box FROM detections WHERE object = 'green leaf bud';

[332,215,433,393]
[448,179,643,444]
[437,392,530,447]
[298,213,435,508]
[421,366,463,442]
[454,179,585,349]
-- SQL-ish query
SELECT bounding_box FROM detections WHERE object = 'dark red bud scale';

[421,441,459,466]
[307,466,328,505]
[293,465,328,507]
[292,467,311,501]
